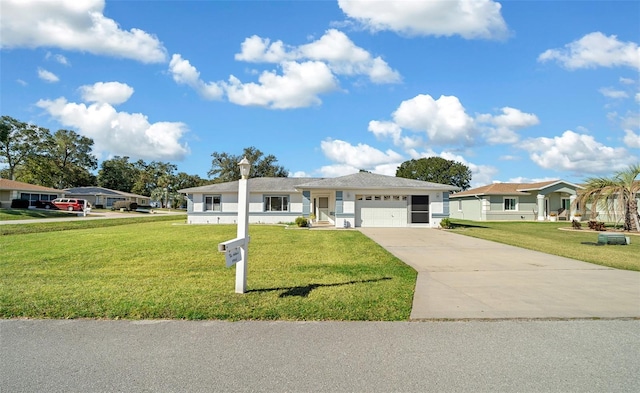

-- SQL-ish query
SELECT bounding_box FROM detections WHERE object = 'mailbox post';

[234,157,251,293]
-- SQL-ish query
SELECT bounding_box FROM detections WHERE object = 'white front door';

[318,196,330,221]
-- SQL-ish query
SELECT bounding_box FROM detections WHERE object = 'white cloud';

[619,77,635,85]
[45,52,70,66]
[320,139,404,170]
[235,29,401,84]
[317,164,359,178]
[434,151,498,188]
[636,93,640,103]
[368,120,402,143]
[225,61,338,109]
[508,176,557,183]
[337,0,508,40]
[289,171,310,178]
[599,87,629,99]
[78,81,134,105]
[392,94,476,145]
[621,112,640,130]
[169,54,224,100]
[477,107,540,144]
[519,130,633,174]
[368,120,423,150]
[299,29,400,83]
[235,35,290,63]
[37,68,59,83]
[0,0,166,63]
[623,130,640,148]
[36,96,189,161]
[538,32,640,70]
[16,79,27,86]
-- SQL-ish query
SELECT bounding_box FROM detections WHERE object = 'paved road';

[359,228,640,320]
[2,319,639,392]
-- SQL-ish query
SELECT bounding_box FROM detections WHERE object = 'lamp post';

[236,157,251,293]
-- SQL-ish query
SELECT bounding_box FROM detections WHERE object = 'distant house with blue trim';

[449,180,583,221]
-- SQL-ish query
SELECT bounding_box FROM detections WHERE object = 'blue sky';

[1,0,638,187]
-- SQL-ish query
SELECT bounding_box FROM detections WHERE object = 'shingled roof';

[179,177,318,194]
[0,178,61,193]
[179,172,459,194]
[450,180,581,198]
[65,186,147,199]
[296,172,459,191]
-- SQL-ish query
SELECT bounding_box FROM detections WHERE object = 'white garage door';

[355,199,407,227]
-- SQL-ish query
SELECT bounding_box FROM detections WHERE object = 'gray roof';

[65,186,147,199]
[297,172,459,191]
[180,172,459,194]
[179,177,318,194]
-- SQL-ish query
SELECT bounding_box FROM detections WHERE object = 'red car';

[52,198,90,211]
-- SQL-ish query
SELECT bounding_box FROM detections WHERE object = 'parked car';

[34,200,59,210]
[52,198,90,211]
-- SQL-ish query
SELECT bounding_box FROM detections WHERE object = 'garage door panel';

[356,200,407,227]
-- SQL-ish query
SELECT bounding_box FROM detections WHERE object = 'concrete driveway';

[359,228,640,320]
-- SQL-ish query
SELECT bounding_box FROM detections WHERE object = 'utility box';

[597,233,629,245]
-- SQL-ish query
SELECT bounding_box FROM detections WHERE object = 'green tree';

[9,128,97,188]
[43,129,98,189]
[576,164,640,231]
[173,172,206,190]
[0,115,49,180]
[396,157,471,190]
[131,161,177,197]
[97,156,139,192]
[208,146,288,182]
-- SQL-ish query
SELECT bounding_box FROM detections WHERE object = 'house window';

[264,195,289,212]
[204,195,221,211]
[504,197,517,211]
[458,200,462,211]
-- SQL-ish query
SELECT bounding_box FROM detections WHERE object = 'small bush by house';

[112,201,138,211]
[440,218,452,229]
[11,199,30,209]
[295,216,308,227]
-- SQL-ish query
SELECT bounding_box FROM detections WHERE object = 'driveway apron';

[359,228,640,320]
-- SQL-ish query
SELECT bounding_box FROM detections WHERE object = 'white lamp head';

[238,157,251,179]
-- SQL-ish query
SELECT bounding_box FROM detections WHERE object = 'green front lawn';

[0,220,416,320]
[449,219,640,271]
[0,208,71,220]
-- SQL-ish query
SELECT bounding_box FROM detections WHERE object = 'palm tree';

[576,164,640,231]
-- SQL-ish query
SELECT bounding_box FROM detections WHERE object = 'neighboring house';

[0,178,63,207]
[64,187,149,208]
[179,172,459,228]
[449,180,583,221]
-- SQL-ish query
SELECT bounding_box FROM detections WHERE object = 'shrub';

[571,220,582,230]
[112,200,138,211]
[11,199,30,209]
[295,216,308,227]
[95,204,104,209]
[440,218,452,229]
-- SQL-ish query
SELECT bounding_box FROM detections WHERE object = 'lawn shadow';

[451,222,488,229]
[580,242,604,246]
[248,277,392,298]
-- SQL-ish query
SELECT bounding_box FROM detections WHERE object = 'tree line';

[0,116,291,206]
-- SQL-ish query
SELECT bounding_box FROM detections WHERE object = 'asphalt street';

[2,319,639,392]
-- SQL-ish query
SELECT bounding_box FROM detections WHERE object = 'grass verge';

[449,219,640,271]
[0,221,416,320]
[0,208,71,220]
[0,214,185,236]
